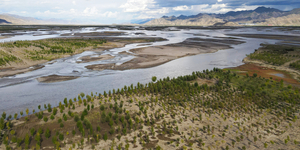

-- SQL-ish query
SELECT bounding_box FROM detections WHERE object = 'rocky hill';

[145,14,224,26]
[144,6,300,26]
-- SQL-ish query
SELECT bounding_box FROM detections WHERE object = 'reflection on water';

[0,27,292,115]
[271,73,285,78]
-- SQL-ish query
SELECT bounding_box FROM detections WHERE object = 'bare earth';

[0,36,11,39]
[0,64,45,78]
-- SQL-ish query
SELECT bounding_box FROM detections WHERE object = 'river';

[0,26,296,115]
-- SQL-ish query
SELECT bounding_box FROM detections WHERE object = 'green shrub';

[35,133,41,145]
[72,130,76,136]
[109,128,115,135]
[30,128,35,136]
[53,108,58,115]
[45,128,51,138]
[74,114,79,122]
[63,114,67,121]
[10,130,15,135]
[24,133,30,146]
[0,118,4,129]
[122,128,127,135]
[100,105,105,111]
[16,138,22,146]
[11,136,17,143]
[103,133,108,141]
[38,128,43,134]
[59,133,64,141]
[43,116,48,122]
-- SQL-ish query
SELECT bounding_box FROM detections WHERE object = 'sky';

[0,0,300,24]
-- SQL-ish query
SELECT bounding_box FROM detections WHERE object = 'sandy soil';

[36,75,79,83]
[0,64,44,78]
[86,37,245,71]
[0,36,11,39]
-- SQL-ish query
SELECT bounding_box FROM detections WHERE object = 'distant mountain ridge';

[131,18,155,24]
[144,6,300,26]
[0,13,74,25]
[1,6,300,26]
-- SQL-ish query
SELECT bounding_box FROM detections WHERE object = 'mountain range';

[144,7,300,26]
[1,6,300,26]
[0,13,76,25]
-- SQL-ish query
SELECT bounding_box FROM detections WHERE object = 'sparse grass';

[0,38,107,65]
[290,60,300,70]
[0,50,20,66]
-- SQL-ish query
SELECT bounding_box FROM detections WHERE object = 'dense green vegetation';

[247,44,300,66]
[0,68,300,149]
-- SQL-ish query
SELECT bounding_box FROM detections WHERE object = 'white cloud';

[190,4,209,11]
[72,1,76,5]
[173,5,191,11]
[103,11,118,18]
[120,0,170,20]
[211,3,227,9]
[233,4,259,11]
[217,0,222,2]
[120,0,155,12]
[83,7,99,16]
[189,3,260,14]
[44,10,51,14]
[70,9,76,14]
[146,7,169,14]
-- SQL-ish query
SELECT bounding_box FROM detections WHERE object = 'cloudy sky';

[0,0,299,24]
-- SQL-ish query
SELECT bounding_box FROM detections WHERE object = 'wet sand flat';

[77,54,115,63]
[60,31,126,36]
[86,37,245,71]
